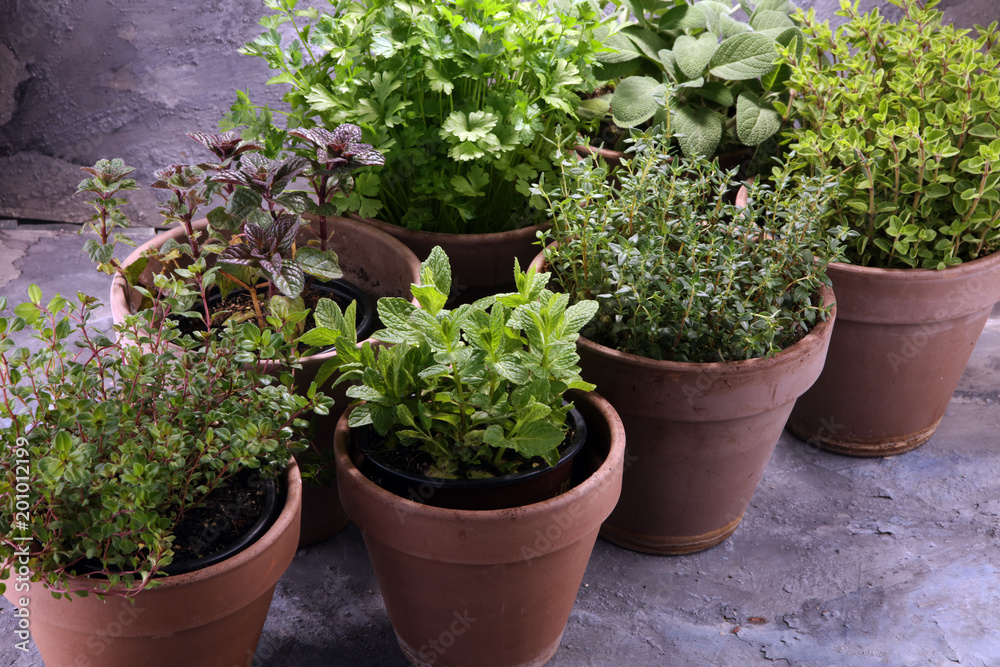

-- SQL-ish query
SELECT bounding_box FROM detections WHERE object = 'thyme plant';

[780,0,1000,269]
[537,132,849,362]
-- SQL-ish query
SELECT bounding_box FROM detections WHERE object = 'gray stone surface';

[2,0,998,225]
[0,225,999,665]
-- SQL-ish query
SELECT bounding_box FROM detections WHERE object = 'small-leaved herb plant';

[537,131,849,363]
[0,279,332,598]
[315,247,598,479]
[228,0,607,233]
[779,0,1000,269]
[586,0,801,165]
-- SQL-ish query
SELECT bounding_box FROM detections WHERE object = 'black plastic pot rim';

[358,405,588,494]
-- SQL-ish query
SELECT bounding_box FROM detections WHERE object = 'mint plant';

[0,281,332,598]
[589,0,801,164]
[537,131,849,362]
[227,0,607,234]
[780,0,1000,269]
[77,123,384,331]
[322,247,597,479]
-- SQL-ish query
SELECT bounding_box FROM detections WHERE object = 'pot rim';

[357,405,587,495]
[349,213,548,243]
[27,461,302,595]
[335,390,624,523]
[827,248,1000,281]
[109,215,420,364]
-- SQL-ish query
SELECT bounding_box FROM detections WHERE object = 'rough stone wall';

[0,0,997,225]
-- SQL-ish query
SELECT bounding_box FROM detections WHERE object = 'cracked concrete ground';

[1,225,999,666]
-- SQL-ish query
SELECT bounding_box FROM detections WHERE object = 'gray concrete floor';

[1,224,999,666]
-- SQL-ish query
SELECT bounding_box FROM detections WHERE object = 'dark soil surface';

[170,468,272,564]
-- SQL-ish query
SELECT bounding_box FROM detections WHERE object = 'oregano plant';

[780,0,1000,269]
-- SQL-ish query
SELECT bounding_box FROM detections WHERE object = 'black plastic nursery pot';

[357,407,588,511]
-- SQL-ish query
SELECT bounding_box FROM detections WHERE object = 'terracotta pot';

[350,214,545,302]
[4,463,302,667]
[787,253,1000,456]
[335,389,625,667]
[571,283,837,555]
[109,216,422,547]
[572,143,627,169]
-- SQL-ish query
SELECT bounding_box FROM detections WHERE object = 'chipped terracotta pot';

[335,389,625,667]
[350,214,545,303]
[3,463,302,667]
[109,216,422,547]
[787,253,1000,456]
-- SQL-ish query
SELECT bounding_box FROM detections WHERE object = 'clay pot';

[4,463,302,667]
[350,214,545,303]
[335,389,625,667]
[109,216,422,547]
[574,286,836,555]
[787,253,1000,456]
[572,143,627,169]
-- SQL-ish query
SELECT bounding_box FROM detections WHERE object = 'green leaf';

[577,96,612,121]
[693,81,735,107]
[621,25,670,61]
[749,9,794,31]
[968,124,998,139]
[421,246,452,297]
[411,284,449,317]
[659,3,707,31]
[442,110,499,142]
[564,300,598,334]
[425,66,454,95]
[708,33,778,81]
[13,302,40,323]
[673,105,725,158]
[736,91,781,146]
[594,25,643,65]
[227,187,264,221]
[295,246,343,282]
[924,183,951,199]
[674,33,719,80]
[719,14,752,38]
[507,421,565,459]
[611,76,667,128]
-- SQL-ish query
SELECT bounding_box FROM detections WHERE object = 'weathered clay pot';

[787,253,1000,456]
[3,463,302,667]
[350,214,545,302]
[109,216,422,547]
[335,389,625,667]
[577,286,836,555]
